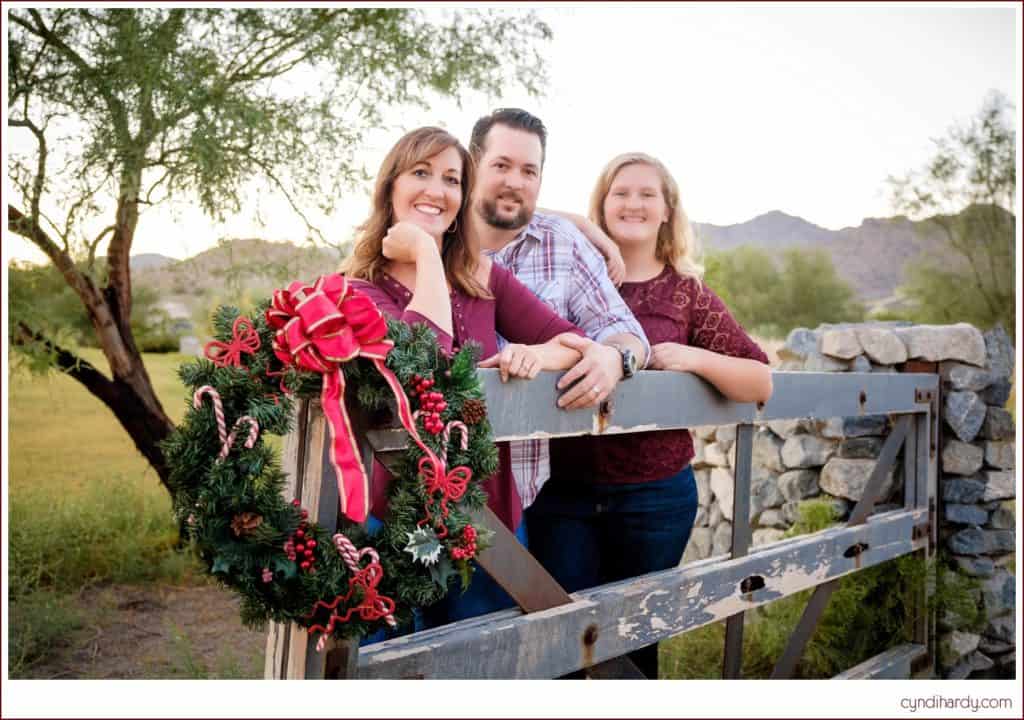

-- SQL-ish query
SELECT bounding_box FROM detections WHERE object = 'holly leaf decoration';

[211,555,233,575]
[427,556,458,589]
[404,527,442,566]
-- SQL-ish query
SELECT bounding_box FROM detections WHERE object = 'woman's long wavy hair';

[588,152,704,282]
[341,127,489,298]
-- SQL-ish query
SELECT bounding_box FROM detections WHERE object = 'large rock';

[894,323,986,365]
[804,349,849,372]
[981,378,1012,407]
[752,429,784,473]
[939,631,980,667]
[940,362,995,392]
[941,440,985,475]
[984,614,1015,644]
[981,407,1014,441]
[692,425,717,442]
[712,521,733,556]
[851,355,872,373]
[781,435,837,469]
[756,509,788,529]
[981,471,1014,502]
[821,328,862,359]
[941,475,987,504]
[954,556,995,578]
[820,415,889,439]
[694,469,712,507]
[838,436,883,459]
[944,391,987,442]
[856,327,908,365]
[983,441,1014,470]
[703,441,730,468]
[820,457,895,502]
[752,528,786,546]
[715,424,737,454]
[947,527,1015,556]
[682,527,713,564]
[944,503,988,525]
[749,476,786,521]
[778,327,818,362]
[708,502,724,528]
[978,636,1013,655]
[693,505,709,528]
[987,505,1014,530]
[765,418,814,439]
[710,468,734,519]
[983,325,1014,378]
[778,469,820,501]
[981,569,1015,617]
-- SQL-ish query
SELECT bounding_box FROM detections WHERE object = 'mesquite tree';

[7,8,550,492]
[888,90,1016,335]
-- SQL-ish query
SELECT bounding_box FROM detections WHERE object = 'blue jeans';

[524,465,699,678]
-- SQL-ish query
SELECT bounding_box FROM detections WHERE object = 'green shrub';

[9,589,85,677]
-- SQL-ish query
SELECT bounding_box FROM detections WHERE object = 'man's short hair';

[469,108,548,165]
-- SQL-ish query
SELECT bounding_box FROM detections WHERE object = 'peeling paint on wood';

[357,509,926,678]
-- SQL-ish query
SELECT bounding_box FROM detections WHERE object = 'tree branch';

[13,321,120,408]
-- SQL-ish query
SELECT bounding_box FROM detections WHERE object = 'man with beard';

[467,108,649,528]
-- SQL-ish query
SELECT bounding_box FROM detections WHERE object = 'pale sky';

[4,3,1020,264]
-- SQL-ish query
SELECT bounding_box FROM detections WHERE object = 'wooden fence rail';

[266,369,939,680]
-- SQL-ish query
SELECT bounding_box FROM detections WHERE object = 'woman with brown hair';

[342,126,585,623]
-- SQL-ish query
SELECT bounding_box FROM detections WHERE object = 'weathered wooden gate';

[265,367,939,679]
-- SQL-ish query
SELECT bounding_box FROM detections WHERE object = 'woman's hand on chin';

[383,221,436,264]
[649,342,704,373]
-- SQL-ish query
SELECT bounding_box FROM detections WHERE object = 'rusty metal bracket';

[914,388,935,404]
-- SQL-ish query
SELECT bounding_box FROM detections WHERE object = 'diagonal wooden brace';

[470,506,645,679]
[770,415,912,679]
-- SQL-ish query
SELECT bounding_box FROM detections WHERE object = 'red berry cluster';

[449,524,478,561]
[288,499,318,573]
[410,374,446,435]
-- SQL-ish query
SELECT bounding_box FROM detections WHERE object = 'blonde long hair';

[341,127,489,298]
[588,153,704,281]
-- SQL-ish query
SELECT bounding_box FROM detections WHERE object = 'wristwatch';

[616,346,638,379]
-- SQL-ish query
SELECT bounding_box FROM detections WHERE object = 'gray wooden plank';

[723,423,754,679]
[357,508,926,679]
[832,643,927,679]
[476,370,937,441]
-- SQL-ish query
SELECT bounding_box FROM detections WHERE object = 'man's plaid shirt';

[484,212,650,508]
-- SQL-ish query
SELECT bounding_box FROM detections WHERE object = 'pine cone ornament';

[461,398,487,426]
[231,512,263,537]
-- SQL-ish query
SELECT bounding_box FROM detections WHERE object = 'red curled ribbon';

[204,316,261,368]
[265,273,441,523]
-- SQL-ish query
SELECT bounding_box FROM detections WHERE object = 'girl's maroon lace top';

[552,265,769,484]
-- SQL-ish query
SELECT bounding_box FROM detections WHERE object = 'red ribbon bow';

[417,456,472,538]
[304,548,396,643]
[204,316,261,368]
[265,274,437,523]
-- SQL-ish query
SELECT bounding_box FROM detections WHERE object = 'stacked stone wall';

[680,322,1016,679]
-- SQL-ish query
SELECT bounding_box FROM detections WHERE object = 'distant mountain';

[694,211,950,304]
[133,238,343,322]
[130,253,177,271]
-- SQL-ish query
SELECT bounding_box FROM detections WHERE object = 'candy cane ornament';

[193,385,260,462]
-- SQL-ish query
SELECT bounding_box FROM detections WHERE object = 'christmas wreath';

[162,274,497,646]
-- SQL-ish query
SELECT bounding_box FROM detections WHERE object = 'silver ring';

[590,385,601,395]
